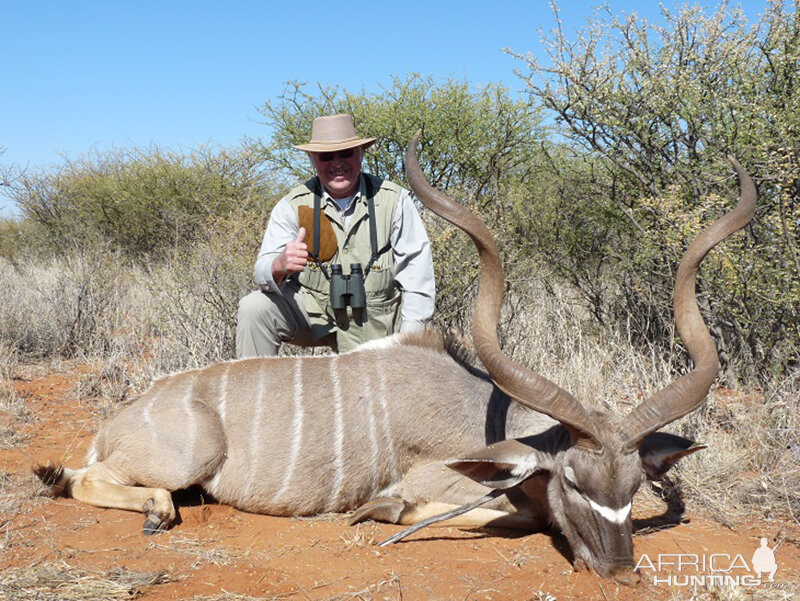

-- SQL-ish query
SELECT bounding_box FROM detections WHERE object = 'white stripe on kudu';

[273,359,305,504]
[377,362,397,480]
[217,366,229,426]
[203,367,230,493]
[244,369,267,499]
[181,377,197,471]
[143,388,157,432]
[565,465,631,525]
[328,356,345,510]
[365,359,380,496]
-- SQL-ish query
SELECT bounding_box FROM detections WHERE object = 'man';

[236,113,435,357]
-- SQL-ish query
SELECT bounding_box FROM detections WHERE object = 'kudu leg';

[68,463,176,535]
[348,497,406,525]
[350,461,541,531]
[350,496,538,531]
[398,501,539,530]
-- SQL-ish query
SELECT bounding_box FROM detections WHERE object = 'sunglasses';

[317,149,355,162]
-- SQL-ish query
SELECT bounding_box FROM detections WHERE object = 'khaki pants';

[235,283,335,358]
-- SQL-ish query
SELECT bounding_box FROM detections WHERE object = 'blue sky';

[0,1,770,216]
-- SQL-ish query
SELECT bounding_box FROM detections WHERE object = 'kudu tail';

[33,463,79,498]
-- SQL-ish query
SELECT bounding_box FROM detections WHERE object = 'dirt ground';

[2,363,798,600]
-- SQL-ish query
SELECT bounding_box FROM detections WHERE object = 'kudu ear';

[638,432,707,479]
[446,438,547,490]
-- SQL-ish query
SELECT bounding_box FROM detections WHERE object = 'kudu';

[35,132,756,584]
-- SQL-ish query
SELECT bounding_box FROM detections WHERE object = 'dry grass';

[0,392,33,450]
[146,533,240,568]
[664,583,798,600]
[498,282,674,410]
[190,595,267,601]
[0,471,42,512]
[187,575,404,601]
[0,250,134,359]
[0,342,35,450]
[338,525,380,551]
[668,372,800,526]
[0,561,175,600]
[322,575,403,601]
[71,352,156,418]
[0,472,57,557]
[493,540,543,569]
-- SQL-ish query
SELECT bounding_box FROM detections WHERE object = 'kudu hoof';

[141,497,171,535]
[347,497,406,525]
[142,514,169,535]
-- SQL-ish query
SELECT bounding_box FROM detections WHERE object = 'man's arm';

[391,188,436,332]
[254,199,307,291]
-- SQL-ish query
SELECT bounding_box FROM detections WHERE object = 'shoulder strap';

[363,175,392,277]
[313,183,321,258]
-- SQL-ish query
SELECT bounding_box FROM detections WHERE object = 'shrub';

[511,1,800,381]
[8,145,276,262]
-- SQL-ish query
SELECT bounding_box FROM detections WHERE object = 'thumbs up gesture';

[273,227,309,283]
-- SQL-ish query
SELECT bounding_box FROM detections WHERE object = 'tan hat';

[293,114,376,153]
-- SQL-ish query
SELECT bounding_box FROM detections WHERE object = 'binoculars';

[329,263,366,311]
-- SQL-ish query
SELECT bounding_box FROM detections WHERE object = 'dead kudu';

[35,132,756,584]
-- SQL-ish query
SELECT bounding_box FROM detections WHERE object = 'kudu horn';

[619,156,757,450]
[406,130,601,448]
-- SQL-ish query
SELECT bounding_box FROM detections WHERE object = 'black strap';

[313,191,321,258]
[363,176,391,277]
[365,177,379,260]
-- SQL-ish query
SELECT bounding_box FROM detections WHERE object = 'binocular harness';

[307,177,391,311]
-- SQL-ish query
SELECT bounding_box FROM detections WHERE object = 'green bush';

[8,145,277,261]
[0,218,37,266]
[510,1,800,381]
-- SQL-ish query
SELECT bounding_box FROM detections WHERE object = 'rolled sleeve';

[254,198,299,292]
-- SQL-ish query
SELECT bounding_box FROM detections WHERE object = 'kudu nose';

[612,568,641,587]
[577,557,640,585]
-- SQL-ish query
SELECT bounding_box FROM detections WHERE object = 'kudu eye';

[563,465,581,492]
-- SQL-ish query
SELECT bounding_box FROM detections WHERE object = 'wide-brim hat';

[293,114,377,153]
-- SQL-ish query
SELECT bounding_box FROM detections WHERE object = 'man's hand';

[273,227,308,284]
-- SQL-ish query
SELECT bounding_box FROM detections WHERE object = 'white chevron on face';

[587,498,632,525]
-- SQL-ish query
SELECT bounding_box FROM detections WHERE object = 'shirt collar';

[320,174,365,211]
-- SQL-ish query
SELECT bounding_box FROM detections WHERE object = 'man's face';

[310,147,363,199]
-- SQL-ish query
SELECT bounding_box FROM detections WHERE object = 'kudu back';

[35,132,756,584]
